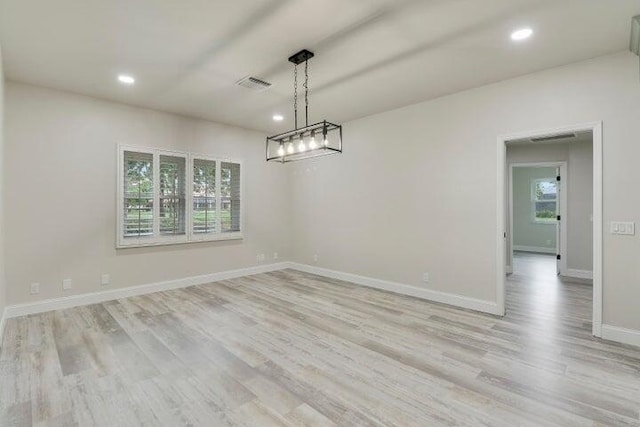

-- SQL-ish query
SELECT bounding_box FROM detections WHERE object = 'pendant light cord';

[304,60,309,127]
[293,64,298,129]
[292,56,311,129]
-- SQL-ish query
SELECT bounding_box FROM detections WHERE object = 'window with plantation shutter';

[118,145,242,248]
[192,159,216,235]
[123,151,154,239]
[159,155,186,235]
[221,161,241,233]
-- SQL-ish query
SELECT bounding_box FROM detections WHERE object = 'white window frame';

[188,154,244,243]
[117,144,243,248]
[531,178,557,224]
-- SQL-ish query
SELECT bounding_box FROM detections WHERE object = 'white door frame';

[496,121,603,337]
[508,162,567,275]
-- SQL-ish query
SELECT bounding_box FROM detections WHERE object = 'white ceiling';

[1,0,639,133]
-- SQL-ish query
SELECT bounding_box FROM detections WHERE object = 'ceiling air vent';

[530,133,576,143]
[236,76,272,91]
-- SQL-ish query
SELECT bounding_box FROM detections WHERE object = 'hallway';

[508,251,594,343]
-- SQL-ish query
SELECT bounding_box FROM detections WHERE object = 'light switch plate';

[610,221,635,236]
[63,278,72,290]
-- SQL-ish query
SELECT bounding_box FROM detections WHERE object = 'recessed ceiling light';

[118,74,135,85]
[273,114,284,122]
[511,28,533,41]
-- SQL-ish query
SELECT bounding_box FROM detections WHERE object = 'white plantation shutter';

[118,146,242,248]
[123,151,154,238]
[192,159,216,234]
[221,161,241,233]
[159,155,186,235]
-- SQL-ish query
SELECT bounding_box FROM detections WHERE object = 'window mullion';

[215,160,222,235]
[187,155,193,241]
[153,151,160,239]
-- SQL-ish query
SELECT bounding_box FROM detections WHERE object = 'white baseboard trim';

[513,245,556,254]
[3,260,502,325]
[289,263,501,316]
[563,269,593,280]
[5,262,624,348]
[4,262,290,319]
[601,324,640,348]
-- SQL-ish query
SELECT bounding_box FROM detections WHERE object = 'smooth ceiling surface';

[1,0,639,132]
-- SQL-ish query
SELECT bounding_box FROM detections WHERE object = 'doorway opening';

[508,162,566,277]
[496,122,602,337]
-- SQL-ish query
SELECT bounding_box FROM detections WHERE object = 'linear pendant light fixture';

[266,49,342,163]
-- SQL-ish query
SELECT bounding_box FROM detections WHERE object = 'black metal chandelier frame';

[266,49,343,163]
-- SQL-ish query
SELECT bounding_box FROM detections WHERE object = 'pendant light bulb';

[309,131,317,149]
[277,143,285,157]
[298,134,306,152]
[287,137,295,154]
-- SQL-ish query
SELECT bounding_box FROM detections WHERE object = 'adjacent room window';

[532,178,557,223]
[118,146,242,247]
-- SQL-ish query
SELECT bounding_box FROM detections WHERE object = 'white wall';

[4,52,639,334]
[4,82,291,304]
[507,141,594,272]
[512,167,557,252]
[291,52,640,331]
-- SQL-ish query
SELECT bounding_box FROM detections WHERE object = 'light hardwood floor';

[1,256,639,426]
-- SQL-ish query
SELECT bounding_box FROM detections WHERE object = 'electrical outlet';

[273,252,279,260]
[62,278,72,290]
[30,283,40,295]
[101,274,110,286]
[313,254,318,263]
[422,273,430,283]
